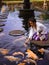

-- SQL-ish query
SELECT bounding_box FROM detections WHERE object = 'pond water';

[0,10,49,65]
[0,11,27,54]
[0,10,49,53]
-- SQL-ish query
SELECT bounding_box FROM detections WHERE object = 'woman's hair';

[28,17,36,27]
[28,17,36,23]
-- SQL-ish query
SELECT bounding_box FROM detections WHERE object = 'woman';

[25,17,48,46]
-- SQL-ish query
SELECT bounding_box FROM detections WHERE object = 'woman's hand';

[24,43,28,48]
[24,38,30,48]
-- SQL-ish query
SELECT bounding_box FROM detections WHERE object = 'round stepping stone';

[0,16,7,19]
[0,19,7,22]
[31,33,49,47]
[0,23,5,27]
[9,30,25,36]
[0,28,3,32]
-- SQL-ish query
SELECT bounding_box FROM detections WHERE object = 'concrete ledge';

[31,33,49,47]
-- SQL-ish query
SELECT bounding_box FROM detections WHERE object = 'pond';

[0,10,49,65]
[0,11,27,53]
[0,10,49,52]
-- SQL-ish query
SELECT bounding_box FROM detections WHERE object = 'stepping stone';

[0,13,8,17]
[0,14,8,19]
[31,33,49,47]
[9,30,25,36]
[0,19,7,22]
[0,16,7,19]
[0,23,5,27]
[0,28,3,32]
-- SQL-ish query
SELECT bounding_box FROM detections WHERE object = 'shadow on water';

[19,9,35,31]
[22,18,29,31]
[19,0,35,31]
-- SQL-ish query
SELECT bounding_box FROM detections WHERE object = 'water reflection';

[39,13,49,20]
[19,9,35,31]
[22,18,29,31]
